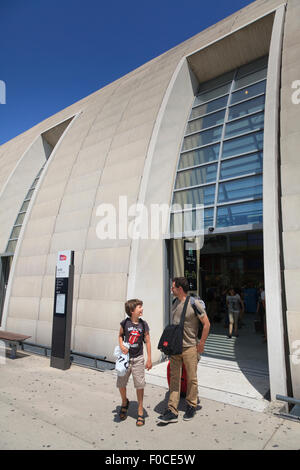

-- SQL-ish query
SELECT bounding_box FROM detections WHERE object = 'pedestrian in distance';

[117,299,152,427]
[157,277,210,425]
[226,287,244,338]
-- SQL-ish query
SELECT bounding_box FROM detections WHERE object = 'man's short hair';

[173,277,189,293]
[125,298,143,317]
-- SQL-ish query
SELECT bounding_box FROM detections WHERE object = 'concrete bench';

[0,331,31,359]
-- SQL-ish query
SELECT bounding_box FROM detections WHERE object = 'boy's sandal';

[119,399,129,420]
[136,415,145,427]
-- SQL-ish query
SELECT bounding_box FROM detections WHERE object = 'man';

[158,277,210,424]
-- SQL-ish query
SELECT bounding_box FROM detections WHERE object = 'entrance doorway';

[168,230,270,407]
[0,256,13,325]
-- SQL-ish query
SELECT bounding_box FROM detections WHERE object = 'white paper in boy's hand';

[114,342,130,376]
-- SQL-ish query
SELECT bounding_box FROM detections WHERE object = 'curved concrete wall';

[0,0,287,365]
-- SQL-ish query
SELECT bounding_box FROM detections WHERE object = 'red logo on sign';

[60,255,67,261]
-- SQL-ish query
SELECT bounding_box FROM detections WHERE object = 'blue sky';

[0,0,254,145]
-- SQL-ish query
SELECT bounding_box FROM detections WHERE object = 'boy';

[117,298,152,426]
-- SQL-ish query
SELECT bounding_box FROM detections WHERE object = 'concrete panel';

[19,235,51,257]
[24,216,56,238]
[289,358,300,400]
[280,131,300,166]
[82,246,130,274]
[76,299,124,330]
[5,318,36,340]
[34,183,66,205]
[281,104,300,136]
[74,326,118,361]
[100,156,145,185]
[8,296,40,320]
[110,122,154,151]
[35,320,52,347]
[64,171,101,196]
[70,154,107,179]
[30,199,61,220]
[286,310,300,346]
[39,298,54,322]
[50,229,87,253]
[282,195,300,232]
[85,226,131,250]
[106,138,149,167]
[282,231,300,270]
[11,276,43,298]
[284,269,300,312]
[15,255,47,277]
[59,189,96,213]
[55,208,92,233]
[79,273,127,302]
[281,163,300,196]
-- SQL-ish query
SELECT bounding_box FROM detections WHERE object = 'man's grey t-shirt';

[171,297,206,348]
[226,294,241,312]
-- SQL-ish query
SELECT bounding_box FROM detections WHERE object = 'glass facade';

[5,165,46,254]
[171,56,267,232]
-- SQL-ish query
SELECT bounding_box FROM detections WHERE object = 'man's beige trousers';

[168,345,198,415]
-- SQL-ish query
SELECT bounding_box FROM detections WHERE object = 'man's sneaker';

[157,409,178,424]
[183,405,196,421]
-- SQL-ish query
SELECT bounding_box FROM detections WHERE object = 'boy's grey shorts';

[116,355,145,389]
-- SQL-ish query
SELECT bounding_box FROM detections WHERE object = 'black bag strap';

[178,296,190,330]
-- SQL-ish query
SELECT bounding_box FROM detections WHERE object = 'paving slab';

[0,352,300,450]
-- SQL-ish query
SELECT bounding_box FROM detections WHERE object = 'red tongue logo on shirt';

[129,330,140,345]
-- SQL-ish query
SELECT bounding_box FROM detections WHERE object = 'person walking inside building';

[226,287,244,338]
[117,299,152,427]
[157,277,210,424]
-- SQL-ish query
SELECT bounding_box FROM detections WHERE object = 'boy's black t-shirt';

[120,318,149,358]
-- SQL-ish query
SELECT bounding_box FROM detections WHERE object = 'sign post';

[50,250,74,370]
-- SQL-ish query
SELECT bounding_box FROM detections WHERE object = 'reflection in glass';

[173,185,215,207]
[217,200,263,227]
[220,153,263,179]
[179,144,220,169]
[230,80,266,105]
[182,126,222,151]
[233,68,267,91]
[225,112,264,138]
[190,96,228,120]
[218,175,263,203]
[222,131,264,158]
[186,109,225,134]
[175,164,218,189]
[194,83,231,106]
[228,95,265,121]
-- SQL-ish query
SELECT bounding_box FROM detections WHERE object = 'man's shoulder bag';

[157,296,190,356]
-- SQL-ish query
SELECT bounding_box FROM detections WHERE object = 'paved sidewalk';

[0,352,300,450]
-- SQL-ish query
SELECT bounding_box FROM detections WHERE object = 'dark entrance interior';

[169,230,270,400]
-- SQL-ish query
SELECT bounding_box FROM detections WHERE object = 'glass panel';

[15,212,26,225]
[179,144,220,169]
[236,56,268,79]
[230,80,266,105]
[216,200,263,227]
[233,68,267,91]
[6,240,17,254]
[222,131,264,158]
[25,188,35,200]
[225,112,264,138]
[228,95,265,121]
[220,152,263,179]
[204,208,214,229]
[182,126,222,151]
[170,208,206,234]
[20,200,30,212]
[11,226,21,239]
[194,84,230,106]
[173,185,215,207]
[186,109,225,134]
[190,95,228,120]
[218,175,263,203]
[175,164,218,189]
[30,177,40,189]
[197,70,234,94]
